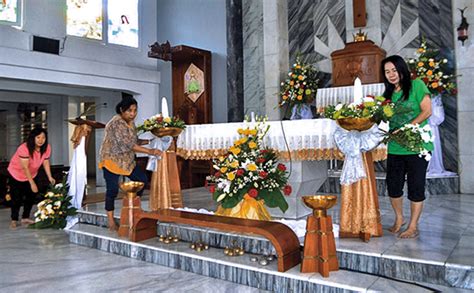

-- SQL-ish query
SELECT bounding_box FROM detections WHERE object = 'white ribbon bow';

[146,136,173,172]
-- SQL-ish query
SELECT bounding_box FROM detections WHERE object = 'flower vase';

[290,104,313,120]
[215,195,272,221]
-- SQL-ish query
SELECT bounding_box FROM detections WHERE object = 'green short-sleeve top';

[388,78,433,155]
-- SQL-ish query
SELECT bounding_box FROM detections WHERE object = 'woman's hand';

[149,149,162,156]
[48,177,56,185]
[30,181,38,193]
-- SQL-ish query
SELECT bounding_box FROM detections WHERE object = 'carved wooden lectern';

[149,43,213,189]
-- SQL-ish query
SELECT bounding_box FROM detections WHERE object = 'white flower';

[363,96,374,103]
[55,183,63,189]
[425,153,432,161]
[422,124,431,132]
[421,132,431,143]
[335,104,343,111]
[216,193,226,202]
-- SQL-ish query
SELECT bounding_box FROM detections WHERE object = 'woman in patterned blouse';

[99,95,161,230]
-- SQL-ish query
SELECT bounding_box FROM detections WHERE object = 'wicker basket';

[336,117,374,131]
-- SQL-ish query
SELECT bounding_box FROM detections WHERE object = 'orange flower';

[427,70,433,76]
[289,80,294,86]
[429,61,435,67]
[297,95,303,100]
[418,62,424,67]
[282,95,288,100]
[298,75,304,80]
[431,82,439,88]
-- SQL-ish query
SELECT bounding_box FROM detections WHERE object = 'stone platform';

[70,190,474,292]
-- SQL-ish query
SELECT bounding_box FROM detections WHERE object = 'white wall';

[0,0,163,186]
[453,0,474,193]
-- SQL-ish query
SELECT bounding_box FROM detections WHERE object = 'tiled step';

[68,222,447,293]
[75,210,473,291]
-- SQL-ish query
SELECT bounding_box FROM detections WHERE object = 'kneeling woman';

[99,95,161,230]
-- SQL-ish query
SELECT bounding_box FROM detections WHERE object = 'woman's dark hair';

[26,127,48,158]
[115,92,138,114]
[381,55,412,101]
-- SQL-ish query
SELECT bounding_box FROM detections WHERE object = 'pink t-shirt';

[7,143,51,182]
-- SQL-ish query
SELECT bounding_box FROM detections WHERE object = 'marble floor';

[2,188,474,292]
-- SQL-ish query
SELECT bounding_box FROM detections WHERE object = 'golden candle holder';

[118,181,144,238]
[151,127,183,138]
[190,241,209,252]
[301,195,339,277]
[158,229,179,244]
[224,240,245,257]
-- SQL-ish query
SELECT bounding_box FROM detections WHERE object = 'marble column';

[263,0,288,121]
[452,0,474,193]
[226,0,244,122]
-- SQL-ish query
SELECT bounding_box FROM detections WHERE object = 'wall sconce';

[457,8,469,46]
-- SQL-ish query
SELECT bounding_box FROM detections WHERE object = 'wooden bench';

[118,196,301,272]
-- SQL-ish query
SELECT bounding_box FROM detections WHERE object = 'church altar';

[176,119,387,219]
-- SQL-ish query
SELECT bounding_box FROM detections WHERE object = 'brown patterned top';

[99,115,137,175]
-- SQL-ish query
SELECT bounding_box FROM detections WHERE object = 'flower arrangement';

[279,56,320,108]
[323,95,396,124]
[206,119,290,215]
[407,39,456,95]
[136,114,186,133]
[30,178,77,229]
[382,124,434,161]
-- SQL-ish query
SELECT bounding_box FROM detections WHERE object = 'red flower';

[451,88,458,95]
[423,77,429,83]
[259,171,268,178]
[283,185,292,196]
[248,188,258,198]
[156,117,163,123]
[357,104,364,109]
[236,169,245,176]
[381,99,391,105]
[260,149,268,154]
[214,171,221,178]
[209,185,216,193]
[256,157,266,164]
[277,163,286,171]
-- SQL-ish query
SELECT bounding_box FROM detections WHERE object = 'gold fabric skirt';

[215,195,272,221]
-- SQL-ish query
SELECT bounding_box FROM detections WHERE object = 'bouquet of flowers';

[324,95,396,124]
[30,177,77,229]
[206,119,291,215]
[382,123,434,161]
[407,39,456,95]
[279,56,320,108]
[136,114,186,133]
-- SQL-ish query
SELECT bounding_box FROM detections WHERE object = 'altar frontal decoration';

[279,56,320,120]
[408,39,456,95]
[30,177,77,229]
[206,120,291,220]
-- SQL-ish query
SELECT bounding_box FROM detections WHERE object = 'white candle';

[161,97,169,118]
[353,77,363,104]
[251,111,256,122]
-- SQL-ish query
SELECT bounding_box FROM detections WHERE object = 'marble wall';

[284,0,458,172]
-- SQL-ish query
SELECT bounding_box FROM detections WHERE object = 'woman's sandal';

[398,230,419,239]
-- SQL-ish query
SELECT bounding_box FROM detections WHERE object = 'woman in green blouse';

[381,55,433,239]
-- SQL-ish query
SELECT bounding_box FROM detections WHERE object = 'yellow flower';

[163,117,172,123]
[229,160,239,168]
[237,128,244,134]
[227,172,236,181]
[248,141,257,149]
[295,65,301,69]
[247,164,257,171]
[418,62,424,67]
[220,167,228,173]
[230,147,241,156]
[417,48,425,53]
[218,156,225,162]
[290,80,294,86]
[239,137,248,144]
[249,129,257,136]
[234,139,241,146]
[244,129,251,136]
[383,105,394,117]
[305,89,312,95]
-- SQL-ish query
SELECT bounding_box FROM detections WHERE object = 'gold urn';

[302,195,338,218]
[151,127,183,138]
[336,117,374,131]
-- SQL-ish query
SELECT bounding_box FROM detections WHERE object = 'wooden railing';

[118,196,301,272]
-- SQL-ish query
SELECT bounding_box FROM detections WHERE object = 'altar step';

[72,211,473,291]
[318,172,459,196]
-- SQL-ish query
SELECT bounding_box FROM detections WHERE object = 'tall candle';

[161,97,169,118]
[353,77,363,104]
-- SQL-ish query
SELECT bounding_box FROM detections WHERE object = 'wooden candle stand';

[301,195,339,277]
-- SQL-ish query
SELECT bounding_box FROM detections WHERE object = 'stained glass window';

[0,0,20,25]
[107,0,139,47]
[67,0,103,40]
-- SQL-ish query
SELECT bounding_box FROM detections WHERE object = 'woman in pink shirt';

[7,127,55,229]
